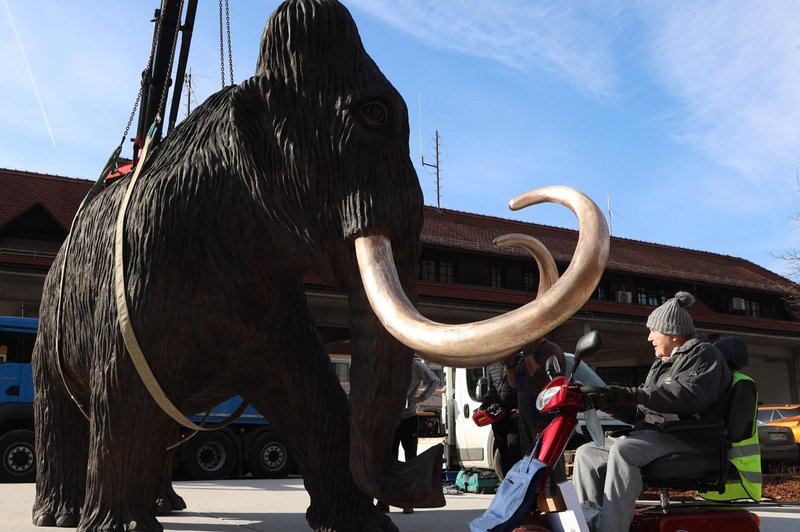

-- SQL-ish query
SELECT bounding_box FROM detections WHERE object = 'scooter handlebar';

[579,385,609,395]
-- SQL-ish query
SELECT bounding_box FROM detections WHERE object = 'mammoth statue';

[31,1,608,531]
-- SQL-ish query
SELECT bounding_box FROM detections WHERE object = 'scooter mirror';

[569,330,602,383]
[475,377,490,401]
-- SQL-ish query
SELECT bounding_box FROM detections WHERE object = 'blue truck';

[0,316,309,482]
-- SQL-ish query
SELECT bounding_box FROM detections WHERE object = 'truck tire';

[248,432,293,479]
[182,432,237,480]
[0,429,36,483]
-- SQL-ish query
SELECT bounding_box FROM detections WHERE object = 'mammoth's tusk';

[493,233,559,296]
[476,234,561,362]
[354,185,610,367]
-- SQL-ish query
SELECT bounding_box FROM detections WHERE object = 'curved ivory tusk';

[355,185,610,367]
[493,233,559,296]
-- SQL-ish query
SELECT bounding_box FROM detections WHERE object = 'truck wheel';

[248,432,293,479]
[0,429,36,483]
[182,432,237,480]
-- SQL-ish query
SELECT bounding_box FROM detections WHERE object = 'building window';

[421,257,455,283]
[491,265,506,288]
[439,261,455,283]
[594,285,608,301]
[421,259,437,281]
[523,270,536,292]
[729,296,762,318]
[637,288,668,307]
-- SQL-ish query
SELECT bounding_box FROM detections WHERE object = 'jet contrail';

[3,0,56,147]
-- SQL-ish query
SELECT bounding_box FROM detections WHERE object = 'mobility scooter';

[474,330,761,531]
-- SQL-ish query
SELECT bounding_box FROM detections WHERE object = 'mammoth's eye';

[358,100,389,129]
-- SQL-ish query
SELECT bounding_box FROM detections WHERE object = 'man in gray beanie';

[571,292,731,532]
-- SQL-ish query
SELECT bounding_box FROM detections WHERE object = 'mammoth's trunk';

[346,272,445,509]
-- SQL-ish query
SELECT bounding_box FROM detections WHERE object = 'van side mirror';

[475,377,490,401]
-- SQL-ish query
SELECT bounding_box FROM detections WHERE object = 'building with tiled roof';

[2,167,798,402]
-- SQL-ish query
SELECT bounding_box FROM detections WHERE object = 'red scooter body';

[631,505,760,532]
[511,334,760,532]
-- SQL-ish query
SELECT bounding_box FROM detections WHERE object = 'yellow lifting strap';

[54,145,123,420]
[114,120,248,433]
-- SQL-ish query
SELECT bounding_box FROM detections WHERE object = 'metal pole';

[167,0,198,133]
[137,0,182,144]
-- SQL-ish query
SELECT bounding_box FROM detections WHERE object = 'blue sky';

[1,1,799,278]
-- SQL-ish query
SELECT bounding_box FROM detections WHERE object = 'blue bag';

[468,454,548,532]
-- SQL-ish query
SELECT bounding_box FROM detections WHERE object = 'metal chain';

[119,6,166,149]
[219,0,225,89]
[120,90,143,149]
[156,0,186,124]
[225,0,234,85]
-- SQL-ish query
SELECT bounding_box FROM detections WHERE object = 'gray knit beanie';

[646,291,696,336]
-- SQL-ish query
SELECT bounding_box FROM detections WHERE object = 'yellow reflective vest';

[699,371,762,502]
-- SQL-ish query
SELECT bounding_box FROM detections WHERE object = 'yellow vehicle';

[758,404,800,444]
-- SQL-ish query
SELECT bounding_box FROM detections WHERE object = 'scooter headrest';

[713,336,748,370]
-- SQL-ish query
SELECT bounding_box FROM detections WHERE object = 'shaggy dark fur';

[32,1,442,531]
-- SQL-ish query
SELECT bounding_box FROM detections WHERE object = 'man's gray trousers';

[571,430,703,532]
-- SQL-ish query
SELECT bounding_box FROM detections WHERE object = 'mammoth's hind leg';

[243,305,397,531]
[77,370,174,532]
[32,342,89,528]
[155,439,186,515]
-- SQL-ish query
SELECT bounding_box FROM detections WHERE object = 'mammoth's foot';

[76,508,163,532]
[33,496,81,528]
[307,504,399,532]
[155,483,186,515]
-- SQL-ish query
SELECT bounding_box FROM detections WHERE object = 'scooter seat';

[642,452,722,488]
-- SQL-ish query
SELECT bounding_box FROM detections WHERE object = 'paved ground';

[1,478,798,531]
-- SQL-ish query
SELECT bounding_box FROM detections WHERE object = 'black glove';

[589,385,638,412]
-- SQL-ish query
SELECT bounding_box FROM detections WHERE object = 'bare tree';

[776,176,800,306]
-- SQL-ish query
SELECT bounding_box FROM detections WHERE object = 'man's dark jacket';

[611,336,731,451]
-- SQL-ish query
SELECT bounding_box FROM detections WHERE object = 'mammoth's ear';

[229,77,282,169]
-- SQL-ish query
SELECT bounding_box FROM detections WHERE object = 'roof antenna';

[607,195,626,236]
[422,129,441,210]
[420,97,441,210]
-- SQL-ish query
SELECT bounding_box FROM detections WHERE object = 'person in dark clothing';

[506,339,566,454]
[572,291,732,532]
[377,356,440,515]
[486,360,520,477]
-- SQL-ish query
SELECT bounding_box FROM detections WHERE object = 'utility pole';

[422,129,441,209]
[185,68,193,117]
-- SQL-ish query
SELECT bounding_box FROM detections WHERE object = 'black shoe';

[402,508,414,514]
[376,501,389,513]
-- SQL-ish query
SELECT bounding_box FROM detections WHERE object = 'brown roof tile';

[422,206,791,293]
[0,168,92,230]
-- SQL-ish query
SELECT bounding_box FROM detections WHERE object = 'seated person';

[572,292,731,532]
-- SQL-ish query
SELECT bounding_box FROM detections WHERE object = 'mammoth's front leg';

[243,291,396,532]
[32,337,89,528]
[77,362,175,532]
